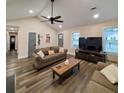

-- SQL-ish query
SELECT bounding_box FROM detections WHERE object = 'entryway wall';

[7,17,58,59]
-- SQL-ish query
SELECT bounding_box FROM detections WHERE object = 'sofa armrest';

[35,56,43,62]
[33,56,44,69]
[96,62,110,71]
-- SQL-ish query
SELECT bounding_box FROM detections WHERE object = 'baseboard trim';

[18,55,28,59]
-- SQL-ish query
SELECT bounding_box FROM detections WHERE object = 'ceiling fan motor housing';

[50,17,54,24]
[51,0,54,2]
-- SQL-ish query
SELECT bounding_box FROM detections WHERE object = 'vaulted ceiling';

[7,0,118,30]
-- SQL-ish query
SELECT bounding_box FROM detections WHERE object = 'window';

[72,32,80,48]
[103,27,118,53]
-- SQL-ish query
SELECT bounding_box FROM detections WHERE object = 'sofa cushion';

[91,71,117,92]
[43,55,56,62]
[83,81,114,93]
[50,46,59,53]
[59,47,64,52]
[54,52,65,58]
[42,52,65,62]
[96,62,110,71]
[41,47,50,56]
[48,50,55,55]
[100,64,118,84]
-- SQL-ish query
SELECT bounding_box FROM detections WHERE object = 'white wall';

[61,20,118,61]
[6,31,10,52]
[7,17,58,59]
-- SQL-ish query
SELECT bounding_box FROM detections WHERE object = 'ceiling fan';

[41,0,64,24]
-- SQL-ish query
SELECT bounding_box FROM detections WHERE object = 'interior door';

[28,32,36,57]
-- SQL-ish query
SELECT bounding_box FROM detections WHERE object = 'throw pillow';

[37,50,45,58]
[32,53,39,57]
[59,47,64,53]
[100,64,118,84]
[48,50,55,55]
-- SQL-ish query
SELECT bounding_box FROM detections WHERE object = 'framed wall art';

[46,34,50,43]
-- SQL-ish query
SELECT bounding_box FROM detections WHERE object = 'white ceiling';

[7,0,118,31]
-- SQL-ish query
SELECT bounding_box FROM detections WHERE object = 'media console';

[75,49,106,63]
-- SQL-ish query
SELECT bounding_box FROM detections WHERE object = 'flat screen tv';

[79,37,102,52]
[79,37,86,50]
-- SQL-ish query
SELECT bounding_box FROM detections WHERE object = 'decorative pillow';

[32,53,39,57]
[100,64,118,84]
[41,47,50,56]
[59,47,64,53]
[51,46,59,53]
[37,50,45,58]
[48,50,55,55]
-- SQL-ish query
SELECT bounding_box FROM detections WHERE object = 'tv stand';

[75,49,106,63]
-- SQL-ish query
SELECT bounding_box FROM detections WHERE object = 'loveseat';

[83,62,118,93]
[33,46,68,70]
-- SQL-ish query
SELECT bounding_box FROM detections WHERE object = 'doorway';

[10,36,15,51]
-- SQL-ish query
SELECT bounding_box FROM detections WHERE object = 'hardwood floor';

[7,51,96,93]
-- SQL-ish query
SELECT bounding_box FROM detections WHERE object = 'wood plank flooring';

[7,51,96,93]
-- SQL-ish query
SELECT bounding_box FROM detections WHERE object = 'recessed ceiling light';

[59,25,62,28]
[47,16,51,18]
[29,10,34,14]
[93,14,99,19]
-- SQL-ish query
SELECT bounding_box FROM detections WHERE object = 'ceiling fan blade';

[54,20,64,23]
[41,16,49,19]
[53,16,61,20]
[41,20,50,22]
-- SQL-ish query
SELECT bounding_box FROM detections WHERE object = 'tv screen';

[79,37,102,52]
[79,37,86,50]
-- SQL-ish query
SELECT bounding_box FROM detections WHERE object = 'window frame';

[102,26,118,54]
[71,32,80,49]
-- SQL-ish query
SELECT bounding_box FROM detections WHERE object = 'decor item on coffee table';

[51,57,80,84]
[33,46,68,70]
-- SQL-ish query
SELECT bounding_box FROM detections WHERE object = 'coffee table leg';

[53,71,55,79]
[59,76,63,84]
[78,63,80,71]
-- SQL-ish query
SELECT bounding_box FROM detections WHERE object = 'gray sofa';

[33,46,68,70]
[83,62,118,93]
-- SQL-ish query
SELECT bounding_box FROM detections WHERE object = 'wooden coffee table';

[51,57,80,84]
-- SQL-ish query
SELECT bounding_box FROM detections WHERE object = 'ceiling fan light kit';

[41,0,64,24]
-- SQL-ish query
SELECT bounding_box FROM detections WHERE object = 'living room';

[0,0,121,93]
